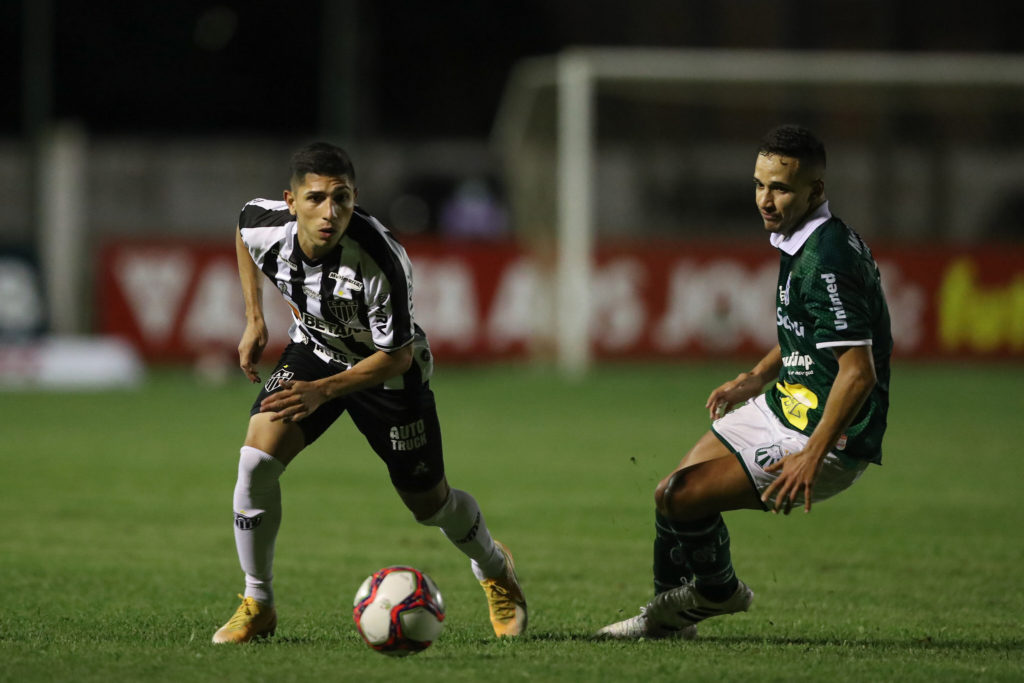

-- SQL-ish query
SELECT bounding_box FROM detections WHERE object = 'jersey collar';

[769,201,832,255]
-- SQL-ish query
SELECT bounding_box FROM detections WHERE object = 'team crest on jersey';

[264,368,294,392]
[326,270,363,324]
[327,298,360,324]
[779,273,792,306]
[753,444,786,470]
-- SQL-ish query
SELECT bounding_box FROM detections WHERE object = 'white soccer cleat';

[646,580,754,630]
[596,606,698,640]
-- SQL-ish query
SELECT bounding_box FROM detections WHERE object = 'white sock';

[419,488,506,581]
[233,446,285,606]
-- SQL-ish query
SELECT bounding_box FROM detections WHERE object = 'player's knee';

[656,468,692,520]
[654,477,670,509]
[243,414,305,466]
[408,480,453,524]
[236,446,285,491]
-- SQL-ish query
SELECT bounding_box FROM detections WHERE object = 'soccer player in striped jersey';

[212,142,526,643]
[599,125,892,639]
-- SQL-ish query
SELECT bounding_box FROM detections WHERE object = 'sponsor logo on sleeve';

[820,273,849,331]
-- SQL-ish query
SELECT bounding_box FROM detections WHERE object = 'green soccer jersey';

[765,203,892,463]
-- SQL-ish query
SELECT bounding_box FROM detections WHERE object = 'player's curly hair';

[289,142,356,185]
[758,125,826,172]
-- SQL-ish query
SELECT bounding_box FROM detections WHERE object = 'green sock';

[671,513,738,602]
[653,512,694,594]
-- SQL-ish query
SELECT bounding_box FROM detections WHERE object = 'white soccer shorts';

[712,394,869,509]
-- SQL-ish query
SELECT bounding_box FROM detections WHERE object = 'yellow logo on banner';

[938,259,1024,353]
[777,381,819,430]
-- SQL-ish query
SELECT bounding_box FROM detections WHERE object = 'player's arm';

[762,344,876,513]
[263,248,418,422]
[705,345,783,420]
[236,226,269,383]
[260,345,414,422]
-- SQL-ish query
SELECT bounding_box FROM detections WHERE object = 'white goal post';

[492,48,1024,375]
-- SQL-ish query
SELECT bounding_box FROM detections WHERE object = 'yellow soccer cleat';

[479,541,527,637]
[211,595,277,644]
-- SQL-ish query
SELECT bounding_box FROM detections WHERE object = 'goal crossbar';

[492,48,1024,375]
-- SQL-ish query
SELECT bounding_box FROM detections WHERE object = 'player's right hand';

[705,372,760,420]
[238,321,269,384]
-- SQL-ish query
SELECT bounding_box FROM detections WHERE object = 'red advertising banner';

[97,239,1024,363]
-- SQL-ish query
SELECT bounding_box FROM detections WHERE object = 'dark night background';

[5,0,1022,139]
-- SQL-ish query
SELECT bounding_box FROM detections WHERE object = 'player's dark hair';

[289,142,356,185]
[758,125,826,173]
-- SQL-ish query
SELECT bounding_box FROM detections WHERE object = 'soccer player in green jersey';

[598,124,893,640]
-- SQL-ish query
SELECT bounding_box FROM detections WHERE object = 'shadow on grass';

[704,634,1023,654]
[525,631,1023,654]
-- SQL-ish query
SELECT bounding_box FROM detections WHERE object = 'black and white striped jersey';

[238,198,433,390]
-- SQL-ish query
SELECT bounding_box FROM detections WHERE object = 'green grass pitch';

[2,361,1022,682]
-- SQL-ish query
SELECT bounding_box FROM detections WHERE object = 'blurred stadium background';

[1,0,1022,385]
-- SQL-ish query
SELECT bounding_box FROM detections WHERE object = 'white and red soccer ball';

[352,566,445,656]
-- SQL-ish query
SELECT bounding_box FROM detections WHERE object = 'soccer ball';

[352,566,445,656]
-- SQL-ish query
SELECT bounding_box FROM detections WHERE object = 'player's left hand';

[761,449,825,515]
[260,379,328,422]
